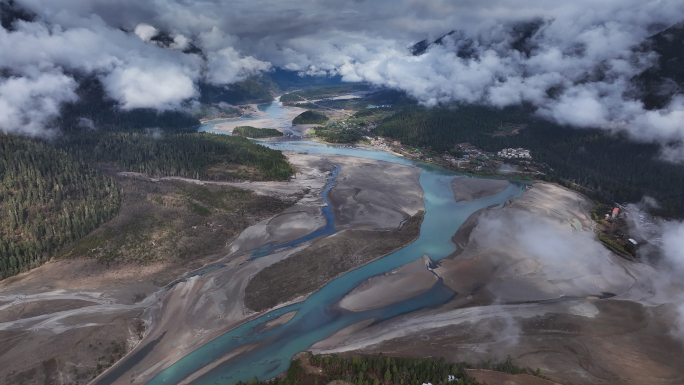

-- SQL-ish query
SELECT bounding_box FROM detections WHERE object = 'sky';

[1,0,684,160]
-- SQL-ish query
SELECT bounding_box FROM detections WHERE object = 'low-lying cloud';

[470,209,632,297]
[0,72,77,137]
[0,0,683,158]
[619,201,684,343]
[471,192,684,346]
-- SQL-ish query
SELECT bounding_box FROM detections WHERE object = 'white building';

[498,148,532,159]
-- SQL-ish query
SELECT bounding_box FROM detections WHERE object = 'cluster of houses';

[366,104,391,109]
[367,136,400,149]
[497,148,531,159]
[330,120,357,129]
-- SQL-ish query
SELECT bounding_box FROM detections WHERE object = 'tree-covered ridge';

[374,105,684,217]
[64,132,294,181]
[292,110,329,125]
[232,126,283,138]
[0,134,122,279]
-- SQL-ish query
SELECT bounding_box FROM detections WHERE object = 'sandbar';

[338,255,437,312]
[451,177,510,202]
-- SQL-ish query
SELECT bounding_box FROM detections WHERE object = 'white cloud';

[170,34,189,50]
[101,64,198,110]
[205,47,271,85]
[1,0,683,148]
[134,23,158,42]
[0,72,77,137]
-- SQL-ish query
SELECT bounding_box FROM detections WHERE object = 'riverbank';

[334,177,514,313]
[311,182,684,385]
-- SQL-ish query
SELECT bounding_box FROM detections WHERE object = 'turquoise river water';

[135,102,526,385]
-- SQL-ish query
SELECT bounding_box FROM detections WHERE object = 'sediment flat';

[451,177,510,202]
[228,204,326,254]
[465,369,562,385]
[326,155,424,230]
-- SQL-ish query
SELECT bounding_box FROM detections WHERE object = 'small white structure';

[628,238,638,245]
[447,375,457,382]
[498,148,531,159]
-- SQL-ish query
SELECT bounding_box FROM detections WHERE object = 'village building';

[497,148,532,159]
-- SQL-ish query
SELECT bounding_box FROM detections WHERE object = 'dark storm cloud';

[1,0,684,159]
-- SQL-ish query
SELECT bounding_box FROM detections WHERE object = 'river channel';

[144,102,526,385]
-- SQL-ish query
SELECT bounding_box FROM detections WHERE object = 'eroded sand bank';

[98,246,310,385]
[242,156,426,312]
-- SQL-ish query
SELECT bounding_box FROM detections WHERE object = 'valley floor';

[1,140,684,385]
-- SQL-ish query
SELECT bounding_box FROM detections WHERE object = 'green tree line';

[232,126,283,138]
[62,131,294,180]
[313,127,364,143]
[237,353,546,385]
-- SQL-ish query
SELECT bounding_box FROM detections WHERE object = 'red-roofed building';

[612,207,619,219]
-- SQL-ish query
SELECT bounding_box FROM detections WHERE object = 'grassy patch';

[188,201,211,216]
[58,175,292,273]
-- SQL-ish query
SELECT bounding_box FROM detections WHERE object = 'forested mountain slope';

[375,105,684,217]
[0,130,293,280]
[0,134,122,279]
